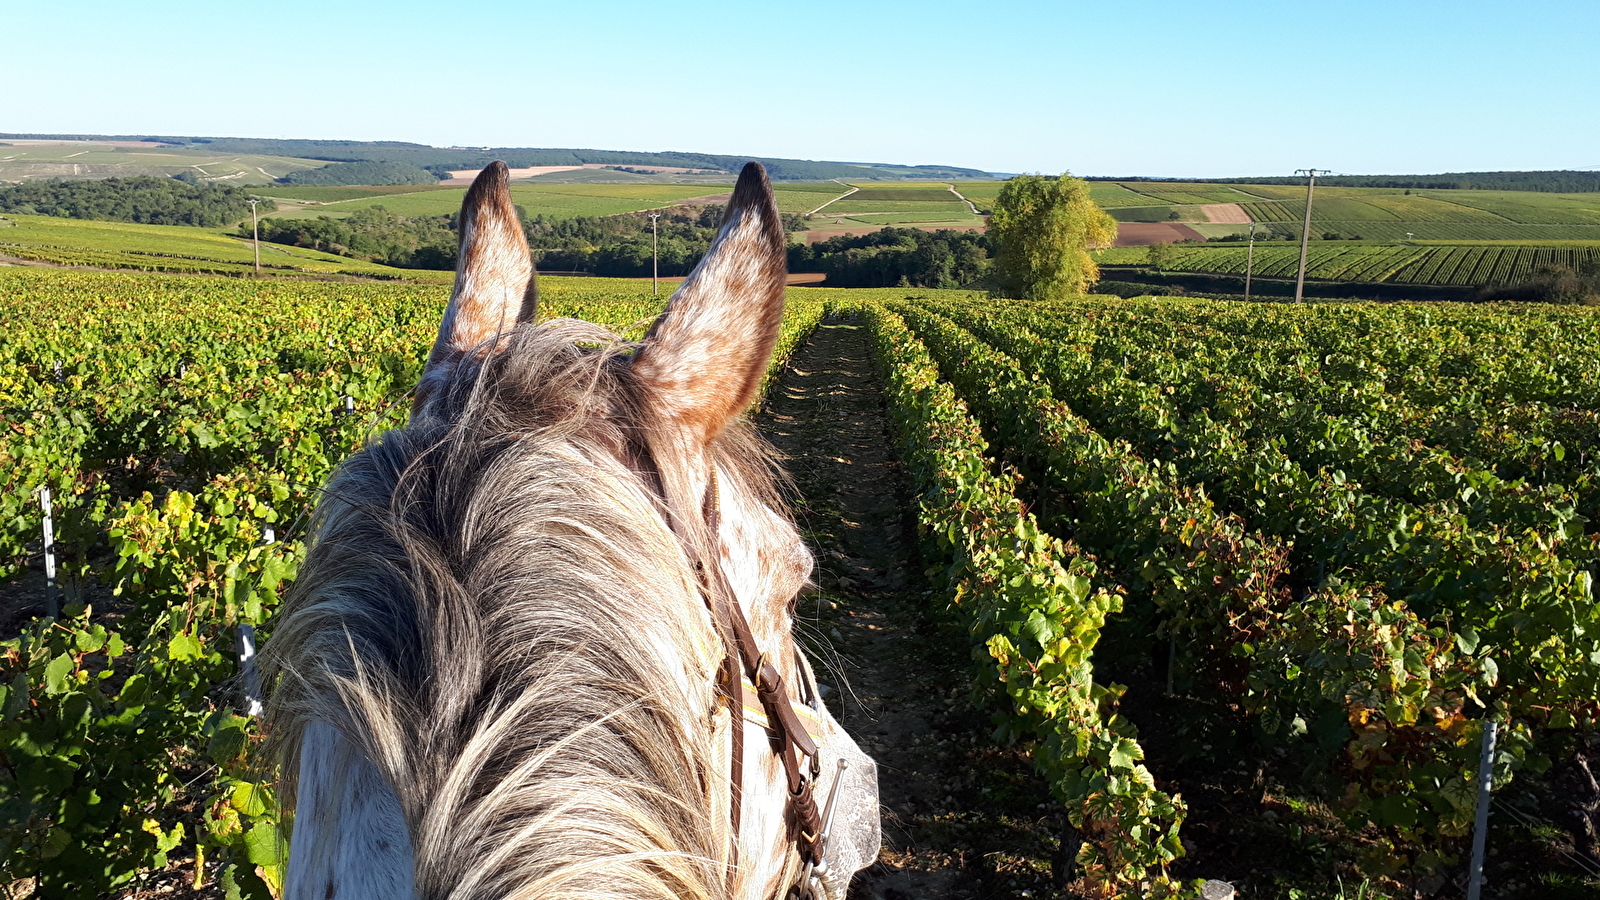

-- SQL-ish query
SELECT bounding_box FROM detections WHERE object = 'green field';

[256,183,734,221]
[242,184,461,203]
[800,181,985,231]
[822,198,972,215]
[773,186,850,214]
[1111,183,1266,205]
[0,214,447,281]
[951,180,1005,202]
[1106,204,1207,223]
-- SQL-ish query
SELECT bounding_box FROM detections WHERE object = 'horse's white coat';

[286,721,414,900]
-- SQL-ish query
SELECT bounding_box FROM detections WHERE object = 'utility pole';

[1244,221,1256,302]
[649,212,661,295]
[247,198,262,277]
[1293,169,1331,302]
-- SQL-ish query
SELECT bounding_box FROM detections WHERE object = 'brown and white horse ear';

[415,161,537,410]
[632,162,787,445]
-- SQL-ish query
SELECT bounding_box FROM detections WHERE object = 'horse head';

[262,161,879,900]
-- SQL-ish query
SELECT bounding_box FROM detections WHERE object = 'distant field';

[1096,240,1600,287]
[774,187,850,214]
[0,214,444,281]
[0,141,324,184]
[1116,184,1265,205]
[795,182,986,230]
[809,213,982,227]
[763,181,850,193]
[1108,205,1207,223]
[952,181,1005,202]
[258,183,733,221]
[824,199,972,215]
[1090,181,1600,241]
[849,187,959,202]
[249,184,461,202]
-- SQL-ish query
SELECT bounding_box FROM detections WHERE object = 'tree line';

[280,161,439,186]
[789,228,991,288]
[246,208,456,269]
[0,177,274,227]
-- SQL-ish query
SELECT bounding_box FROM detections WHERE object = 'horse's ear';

[633,162,786,445]
[417,161,537,404]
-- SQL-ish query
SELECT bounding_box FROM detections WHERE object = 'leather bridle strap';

[697,466,827,870]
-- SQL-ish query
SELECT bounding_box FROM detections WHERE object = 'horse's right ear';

[415,161,538,411]
[632,162,787,446]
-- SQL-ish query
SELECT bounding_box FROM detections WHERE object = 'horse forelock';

[262,317,808,900]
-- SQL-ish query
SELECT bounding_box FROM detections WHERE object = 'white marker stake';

[236,624,264,717]
[40,487,57,618]
[234,524,277,718]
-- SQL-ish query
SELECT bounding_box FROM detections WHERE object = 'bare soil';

[1111,222,1206,247]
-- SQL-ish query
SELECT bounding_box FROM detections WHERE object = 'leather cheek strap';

[698,467,826,867]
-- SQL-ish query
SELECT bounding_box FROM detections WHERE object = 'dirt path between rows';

[758,317,1062,900]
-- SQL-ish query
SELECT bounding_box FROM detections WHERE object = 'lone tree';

[989,173,1115,300]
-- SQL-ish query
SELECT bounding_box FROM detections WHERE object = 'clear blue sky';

[6,0,1596,178]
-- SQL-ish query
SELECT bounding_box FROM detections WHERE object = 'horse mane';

[261,316,791,900]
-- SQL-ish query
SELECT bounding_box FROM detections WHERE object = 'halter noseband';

[696,465,842,897]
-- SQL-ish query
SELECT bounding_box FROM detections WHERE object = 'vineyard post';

[1244,221,1256,301]
[650,212,661,295]
[248,198,261,277]
[39,486,58,619]
[1467,719,1499,900]
[1293,169,1330,302]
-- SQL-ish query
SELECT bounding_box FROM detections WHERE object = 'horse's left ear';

[416,161,538,410]
[633,162,787,445]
